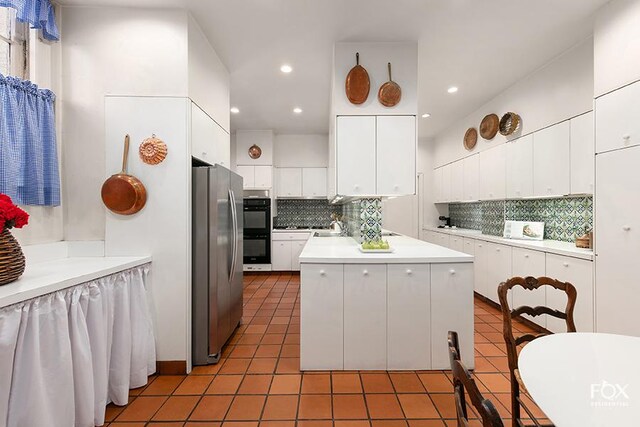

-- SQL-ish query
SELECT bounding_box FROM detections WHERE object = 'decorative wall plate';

[464,127,478,151]
[480,114,499,140]
[499,112,521,136]
[139,134,167,165]
[248,144,262,159]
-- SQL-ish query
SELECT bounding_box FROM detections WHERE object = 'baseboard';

[156,360,187,375]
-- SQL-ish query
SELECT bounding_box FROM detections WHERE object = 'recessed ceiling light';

[447,86,459,94]
[421,113,431,118]
[293,107,303,114]
[280,64,293,73]
[230,107,239,114]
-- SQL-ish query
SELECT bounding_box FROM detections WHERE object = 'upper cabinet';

[275,167,327,198]
[191,102,230,167]
[595,80,640,154]
[237,165,272,190]
[462,154,479,202]
[302,168,328,198]
[506,135,533,199]
[570,112,594,194]
[533,121,570,197]
[277,168,302,197]
[335,115,416,197]
[479,144,506,200]
[376,116,416,196]
[450,161,464,203]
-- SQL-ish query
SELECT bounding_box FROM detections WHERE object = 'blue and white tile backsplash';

[449,196,593,242]
[274,199,343,228]
[344,198,382,243]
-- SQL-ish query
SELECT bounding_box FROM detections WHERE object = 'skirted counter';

[0,244,153,427]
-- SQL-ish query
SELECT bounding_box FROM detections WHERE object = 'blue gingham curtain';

[0,74,60,206]
[0,0,59,41]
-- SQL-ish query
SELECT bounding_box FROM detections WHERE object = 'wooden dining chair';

[448,331,504,427]
[497,277,577,427]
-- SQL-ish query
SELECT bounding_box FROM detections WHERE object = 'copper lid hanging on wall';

[248,144,262,159]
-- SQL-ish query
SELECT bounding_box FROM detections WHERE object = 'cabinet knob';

[623,134,631,142]
[563,262,569,267]
[319,270,326,276]
[394,185,399,189]
[449,269,456,275]
[524,254,529,258]
[202,152,207,156]
[406,269,412,275]
[363,270,369,276]
[623,225,631,231]
[354,185,360,189]
[496,248,501,252]
[547,187,552,192]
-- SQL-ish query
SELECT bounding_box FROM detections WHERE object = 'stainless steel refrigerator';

[192,163,243,365]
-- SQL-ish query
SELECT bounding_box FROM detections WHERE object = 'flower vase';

[0,228,25,286]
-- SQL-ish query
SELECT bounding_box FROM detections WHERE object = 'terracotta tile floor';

[102,272,545,427]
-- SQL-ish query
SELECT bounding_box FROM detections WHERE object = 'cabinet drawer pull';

[449,269,456,275]
[319,270,326,276]
[563,262,569,267]
[363,270,369,276]
[524,254,529,258]
[623,225,631,231]
[406,269,413,275]
[623,134,631,142]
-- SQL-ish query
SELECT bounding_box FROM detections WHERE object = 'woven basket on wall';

[0,229,25,286]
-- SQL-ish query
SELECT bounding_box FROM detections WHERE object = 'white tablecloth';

[0,263,156,427]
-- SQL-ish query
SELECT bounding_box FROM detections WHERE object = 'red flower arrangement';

[0,194,29,232]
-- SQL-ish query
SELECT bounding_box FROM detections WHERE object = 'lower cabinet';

[462,238,475,256]
[431,263,474,369]
[486,243,513,305]
[436,232,450,248]
[511,248,546,328]
[272,241,292,271]
[300,264,344,370]
[449,235,464,252]
[545,253,594,333]
[473,241,488,295]
[387,264,431,370]
[291,240,306,271]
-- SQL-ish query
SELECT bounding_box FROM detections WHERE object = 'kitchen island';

[299,234,474,371]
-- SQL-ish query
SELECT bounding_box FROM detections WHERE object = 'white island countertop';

[0,255,152,308]
[299,234,473,264]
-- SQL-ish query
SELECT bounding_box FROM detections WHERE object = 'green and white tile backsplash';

[274,199,343,228]
[449,196,593,242]
[344,198,383,243]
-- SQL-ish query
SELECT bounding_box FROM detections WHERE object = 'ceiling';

[56,0,608,138]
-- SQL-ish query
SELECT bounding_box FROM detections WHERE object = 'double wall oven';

[243,197,271,264]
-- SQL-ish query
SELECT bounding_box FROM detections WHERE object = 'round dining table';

[518,332,640,427]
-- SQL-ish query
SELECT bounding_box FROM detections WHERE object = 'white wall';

[431,38,594,168]
[332,42,418,116]
[14,30,64,245]
[188,15,230,132]
[274,134,328,167]
[594,0,640,97]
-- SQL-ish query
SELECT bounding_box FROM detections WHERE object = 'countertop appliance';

[438,216,451,228]
[192,163,243,365]
[243,197,271,264]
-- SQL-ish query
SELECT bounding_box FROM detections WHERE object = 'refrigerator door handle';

[229,189,238,284]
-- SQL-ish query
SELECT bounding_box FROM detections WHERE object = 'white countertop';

[424,226,594,261]
[0,256,152,308]
[299,234,473,264]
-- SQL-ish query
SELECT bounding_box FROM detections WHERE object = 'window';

[0,7,28,79]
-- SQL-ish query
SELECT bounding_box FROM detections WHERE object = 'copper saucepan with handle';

[101,134,147,215]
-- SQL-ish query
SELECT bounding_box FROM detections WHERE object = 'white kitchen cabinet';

[300,264,344,370]
[191,102,230,167]
[462,238,475,256]
[595,80,640,154]
[506,135,534,198]
[595,145,640,336]
[462,154,480,201]
[473,241,488,295]
[236,165,272,189]
[533,121,570,197]
[479,144,506,200]
[235,165,255,188]
[302,168,327,198]
[433,167,443,203]
[545,254,594,333]
[450,160,464,202]
[441,163,452,203]
[254,166,273,189]
[376,115,416,195]
[344,264,387,370]
[435,232,450,248]
[272,240,292,271]
[570,112,594,194]
[486,242,512,305]
[511,247,546,328]
[336,116,376,195]
[277,168,302,197]
[449,235,464,252]
[387,264,430,370]
[291,240,306,271]
[423,230,439,244]
[431,263,474,369]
